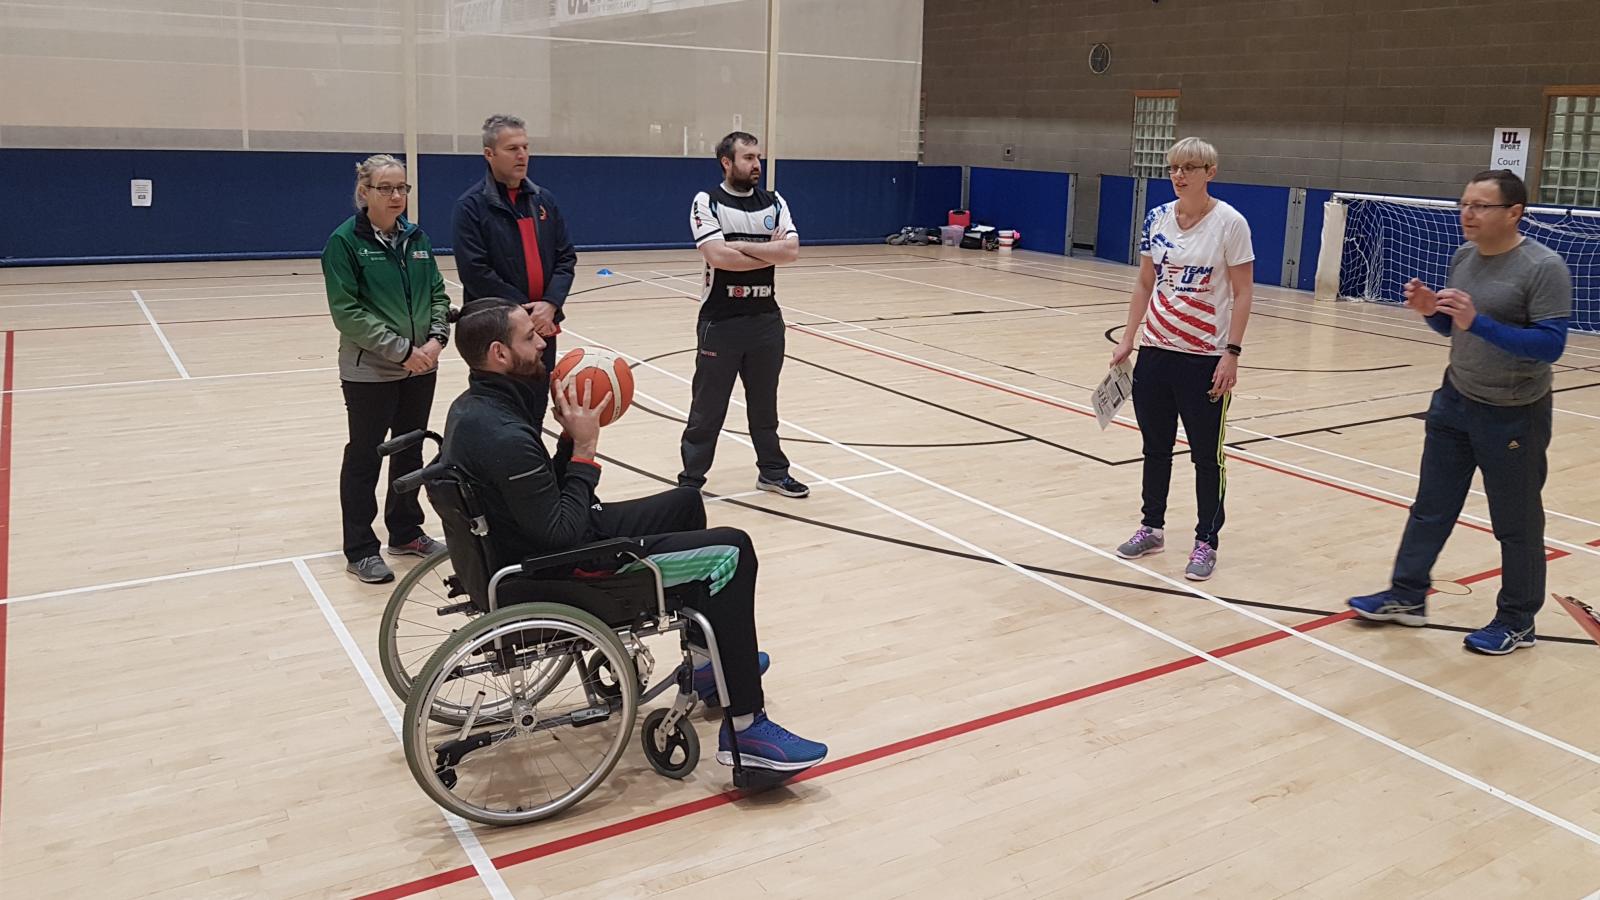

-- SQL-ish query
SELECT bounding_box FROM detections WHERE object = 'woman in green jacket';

[322,153,451,583]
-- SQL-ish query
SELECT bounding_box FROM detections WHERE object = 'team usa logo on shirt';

[538,205,548,221]
[1145,263,1220,352]
[727,285,773,298]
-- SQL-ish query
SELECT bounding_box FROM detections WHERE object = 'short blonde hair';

[353,153,405,210]
[1166,137,1218,169]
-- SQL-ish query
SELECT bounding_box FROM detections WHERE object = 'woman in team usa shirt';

[1109,137,1256,582]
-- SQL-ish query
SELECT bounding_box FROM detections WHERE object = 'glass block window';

[1540,92,1600,208]
[1132,93,1179,179]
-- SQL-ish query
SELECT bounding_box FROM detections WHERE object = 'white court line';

[132,290,191,379]
[0,550,343,606]
[0,281,326,301]
[690,263,1600,533]
[776,302,1600,564]
[831,264,1081,316]
[1224,424,1600,531]
[0,287,325,312]
[983,254,1600,362]
[293,559,514,900]
[567,324,1600,846]
[645,267,1600,526]
[608,271,1600,762]
[0,477,911,607]
[1558,406,1600,422]
[707,469,895,502]
[0,364,338,396]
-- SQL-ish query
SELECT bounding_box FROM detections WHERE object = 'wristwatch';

[1225,343,1242,357]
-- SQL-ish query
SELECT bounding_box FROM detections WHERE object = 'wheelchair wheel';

[640,708,699,779]
[403,603,637,826]
[379,549,571,726]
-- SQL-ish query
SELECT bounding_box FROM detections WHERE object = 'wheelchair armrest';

[520,538,646,576]
[393,460,452,494]
[378,429,441,458]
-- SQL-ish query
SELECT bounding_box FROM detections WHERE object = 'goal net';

[1316,193,1600,332]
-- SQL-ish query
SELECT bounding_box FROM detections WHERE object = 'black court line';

[1102,325,1415,374]
[582,442,1596,648]
[916,252,1492,350]
[626,345,1127,465]
[783,353,1129,466]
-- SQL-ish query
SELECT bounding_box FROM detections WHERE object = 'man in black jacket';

[451,113,577,424]
[439,297,826,775]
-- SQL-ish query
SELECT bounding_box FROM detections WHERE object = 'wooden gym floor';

[1,245,1598,898]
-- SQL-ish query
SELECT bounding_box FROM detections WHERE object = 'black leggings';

[1131,348,1229,548]
[589,487,765,716]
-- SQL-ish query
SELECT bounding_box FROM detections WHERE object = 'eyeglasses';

[1168,164,1211,176]
[369,184,412,197]
[1456,202,1514,215]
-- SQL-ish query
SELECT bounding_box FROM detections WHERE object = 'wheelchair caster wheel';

[640,708,699,779]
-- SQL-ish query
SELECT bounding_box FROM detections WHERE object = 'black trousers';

[1131,348,1229,548]
[339,372,438,562]
[589,487,765,716]
[679,312,791,488]
[1390,376,1552,629]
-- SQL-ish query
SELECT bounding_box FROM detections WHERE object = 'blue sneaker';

[716,712,827,771]
[1347,590,1428,626]
[693,651,770,704]
[1463,620,1536,656]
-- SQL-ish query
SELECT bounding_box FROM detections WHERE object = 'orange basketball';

[550,346,634,426]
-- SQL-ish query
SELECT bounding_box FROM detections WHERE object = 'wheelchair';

[375,429,786,826]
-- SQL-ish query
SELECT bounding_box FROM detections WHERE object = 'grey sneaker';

[388,534,446,557]
[347,555,395,584]
[1116,526,1164,559]
[757,475,810,498]
[1184,541,1217,581]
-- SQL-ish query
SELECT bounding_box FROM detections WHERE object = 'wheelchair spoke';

[396,617,456,635]
[406,609,636,824]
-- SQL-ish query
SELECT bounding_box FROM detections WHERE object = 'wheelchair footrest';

[732,765,806,792]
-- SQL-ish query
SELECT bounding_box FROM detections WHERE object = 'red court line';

[358,608,1357,900]
[0,331,14,825]
[359,533,1591,900]
[791,326,1507,535]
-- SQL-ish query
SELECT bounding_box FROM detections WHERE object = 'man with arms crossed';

[678,131,809,499]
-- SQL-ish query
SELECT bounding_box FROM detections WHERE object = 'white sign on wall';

[1492,127,1531,180]
[130,179,152,207]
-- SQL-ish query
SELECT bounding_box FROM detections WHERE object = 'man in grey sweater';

[1348,169,1572,656]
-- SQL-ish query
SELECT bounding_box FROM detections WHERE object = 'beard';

[509,348,547,381]
[730,167,760,191]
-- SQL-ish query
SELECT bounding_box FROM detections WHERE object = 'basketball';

[550,346,634,426]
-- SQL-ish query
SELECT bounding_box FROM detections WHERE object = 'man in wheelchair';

[440,297,827,774]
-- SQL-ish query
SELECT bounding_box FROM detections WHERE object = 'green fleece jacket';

[322,211,451,382]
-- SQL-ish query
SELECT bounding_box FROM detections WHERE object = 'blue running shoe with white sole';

[1347,590,1428,626]
[1463,620,1536,656]
[716,712,827,772]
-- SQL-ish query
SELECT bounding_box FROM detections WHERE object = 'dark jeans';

[1131,348,1229,548]
[339,373,437,562]
[1390,375,1552,629]
[679,312,791,488]
[590,487,765,716]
